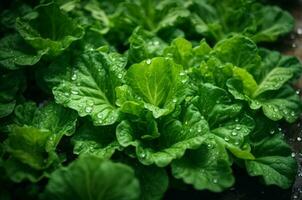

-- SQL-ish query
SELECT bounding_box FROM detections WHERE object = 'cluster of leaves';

[0,0,301,199]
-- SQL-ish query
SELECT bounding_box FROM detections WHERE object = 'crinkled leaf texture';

[128,27,167,64]
[72,121,120,159]
[117,57,187,118]
[2,102,77,182]
[42,155,140,200]
[191,83,255,160]
[116,106,208,167]
[211,35,301,122]
[0,34,47,70]
[16,2,84,56]
[53,50,126,125]
[107,0,190,44]
[189,0,294,43]
[245,134,297,189]
[172,139,234,192]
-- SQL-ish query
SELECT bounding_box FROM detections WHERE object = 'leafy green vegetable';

[245,134,297,189]
[16,2,84,56]
[0,0,300,199]
[2,102,77,182]
[117,57,187,118]
[189,0,294,42]
[52,50,126,125]
[42,155,140,200]
[72,120,120,159]
[116,106,206,167]
[0,34,48,69]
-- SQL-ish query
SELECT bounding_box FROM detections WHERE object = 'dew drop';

[172,98,177,103]
[140,152,146,158]
[154,41,159,45]
[181,79,187,83]
[297,28,302,35]
[270,130,275,134]
[198,128,202,133]
[235,126,241,130]
[207,143,213,149]
[97,112,103,119]
[87,100,94,106]
[179,72,186,76]
[235,141,240,146]
[71,74,77,81]
[146,59,151,65]
[291,112,296,117]
[117,73,123,79]
[273,108,278,112]
[231,131,237,136]
[235,118,239,122]
[71,90,78,95]
[297,137,302,142]
[291,152,296,158]
[64,92,70,96]
[296,90,301,95]
[224,137,230,142]
[213,179,218,184]
[85,106,93,113]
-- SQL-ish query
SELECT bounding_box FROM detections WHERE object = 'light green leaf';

[164,37,212,69]
[253,68,293,97]
[42,156,140,200]
[5,125,54,170]
[122,57,187,118]
[163,37,193,68]
[214,35,261,71]
[227,78,301,122]
[128,27,167,64]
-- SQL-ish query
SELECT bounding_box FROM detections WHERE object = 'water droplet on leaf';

[85,106,93,113]
[71,90,78,95]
